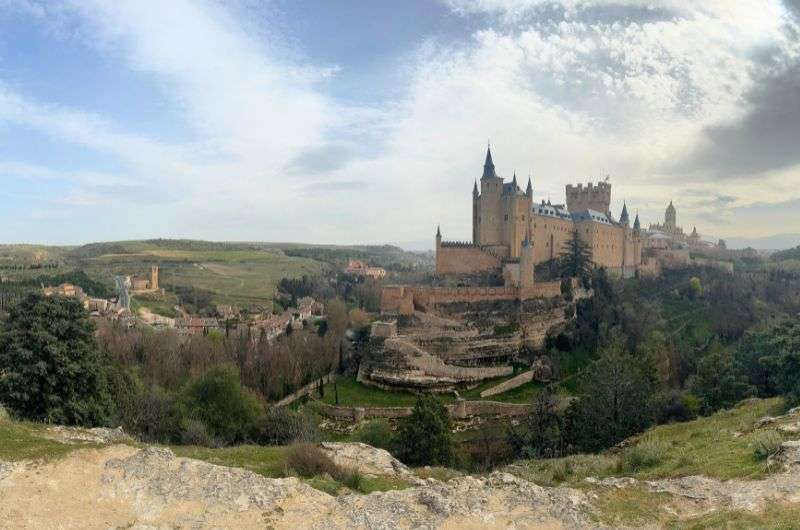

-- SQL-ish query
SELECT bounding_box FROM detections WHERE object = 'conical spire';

[436,225,441,238]
[512,171,517,188]
[482,144,496,178]
[620,202,630,226]
[633,212,641,231]
[525,176,533,198]
[473,179,479,197]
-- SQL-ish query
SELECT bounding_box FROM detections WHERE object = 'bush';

[622,435,668,472]
[286,443,339,478]
[178,364,264,445]
[286,443,364,491]
[752,430,783,461]
[257,407,319,445]
[355,419,394,450]
[654,390,699,424]
[0,294,114,426]
[180,419,214,446]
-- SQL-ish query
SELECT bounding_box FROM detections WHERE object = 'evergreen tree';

[0,293,113,426]
[689,347,752,415]
[508,387,564,458]
[558,229,594,279]
[565,340,655,452]
[395,394,454,466]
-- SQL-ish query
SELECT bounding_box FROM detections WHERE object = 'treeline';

[0,270,114,312]
[274,273,382,313]
[0,292,355,447]
[504,265,800,462]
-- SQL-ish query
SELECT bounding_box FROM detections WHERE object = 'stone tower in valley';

[151,266,159,290]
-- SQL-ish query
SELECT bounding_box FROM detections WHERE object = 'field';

[0,241,327,313]
[0,240,431,316]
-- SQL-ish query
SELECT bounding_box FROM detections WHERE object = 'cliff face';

[4,405,800,529]
[0,444,598,530]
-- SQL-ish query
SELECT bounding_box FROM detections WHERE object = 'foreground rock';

[0,445,602,529]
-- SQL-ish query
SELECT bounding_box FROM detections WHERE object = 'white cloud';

[2,0,800,243]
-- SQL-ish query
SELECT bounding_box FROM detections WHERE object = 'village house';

[344,259,387,279]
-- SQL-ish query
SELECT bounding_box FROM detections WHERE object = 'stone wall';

[380,286,414,315]
[317,400,534,421]
[273,372,336,407]
[381,281,565,316]
[436,244,501,275]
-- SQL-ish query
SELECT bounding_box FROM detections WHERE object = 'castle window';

[504,214,508,221]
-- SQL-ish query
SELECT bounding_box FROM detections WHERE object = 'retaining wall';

[316,399,534,422]
[273,372,336,407]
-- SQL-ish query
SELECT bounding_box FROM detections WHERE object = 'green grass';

[171,442,410,494]
[0,418,98,462]
[172,444,289,478]
[666,502,800,529]
[509,397,789,487]
[130,291,181,318]
[320,376,434,407]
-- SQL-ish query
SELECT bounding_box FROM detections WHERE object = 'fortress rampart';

[381,280,568,316]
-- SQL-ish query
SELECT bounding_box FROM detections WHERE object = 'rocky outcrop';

[0,444,602,529]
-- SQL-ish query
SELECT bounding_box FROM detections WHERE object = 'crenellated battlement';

[565,179,612,215]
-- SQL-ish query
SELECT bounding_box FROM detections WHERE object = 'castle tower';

[565,179,612,217]
[519,229,535,288]
[477,145,505,247]
[472,180,479,244]
[435,225,442,274]
[619,202,630,227]
[483,144,496,178]
[150,265,159,290]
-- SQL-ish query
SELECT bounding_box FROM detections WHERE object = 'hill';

[2,397,800,528]
[0,239,430,314]
[724,233,800,251]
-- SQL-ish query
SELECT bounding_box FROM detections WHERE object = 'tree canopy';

[0,293,113,426]
[395,394,454,466]
[558,229,594,279]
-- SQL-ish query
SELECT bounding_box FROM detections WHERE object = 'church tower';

[665,201,677,232]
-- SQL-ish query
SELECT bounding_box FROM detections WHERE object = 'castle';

[436,146,647,283]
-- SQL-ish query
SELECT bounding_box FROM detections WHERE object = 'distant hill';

[723,233,800,251]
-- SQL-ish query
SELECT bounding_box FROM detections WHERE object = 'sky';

[1,0,799,247]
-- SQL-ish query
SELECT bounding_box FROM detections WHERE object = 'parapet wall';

[381,280,568,316]
[317,400,535,422]
[436,244,501,275]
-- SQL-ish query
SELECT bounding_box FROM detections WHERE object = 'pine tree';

[558,229,594,279]
[395,394,454,466]
[0,293,113,426]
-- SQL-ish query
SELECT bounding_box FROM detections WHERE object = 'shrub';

[753,430,783,461]
[622,435,668,472]
[257,407,319,445]
[178,364,264,445]
[287,443,337,477]
[286,443,364,491]
[493,323,520,336]
[0,294,113,426]
[180,419,214,446]
[355,419,394,450]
